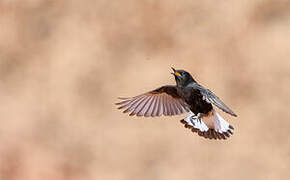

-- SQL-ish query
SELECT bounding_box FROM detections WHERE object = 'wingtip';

[117,97,130,100]
[115,97,131,105]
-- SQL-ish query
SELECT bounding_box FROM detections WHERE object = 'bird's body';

[116,68,237,140]
[177,85,213,115]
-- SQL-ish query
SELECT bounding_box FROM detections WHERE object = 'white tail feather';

[213,110,232,133]
[182,110,234,137]
[183,111,209,132]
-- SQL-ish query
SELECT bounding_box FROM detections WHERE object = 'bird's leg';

[191,113,207,124]
[189,118,195,126]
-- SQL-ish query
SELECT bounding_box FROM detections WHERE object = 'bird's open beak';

[171,67,182,77]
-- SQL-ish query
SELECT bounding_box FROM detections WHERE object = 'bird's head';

[171,67,196,87]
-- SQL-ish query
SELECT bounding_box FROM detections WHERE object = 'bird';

[115,68,237,140]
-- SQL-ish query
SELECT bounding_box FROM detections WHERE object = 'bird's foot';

[190,113,202,124]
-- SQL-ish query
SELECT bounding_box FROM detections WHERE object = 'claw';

[190,119,195,126]
[191,113,202,123]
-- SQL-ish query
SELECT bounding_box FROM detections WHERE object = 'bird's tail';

[180,109,234,140]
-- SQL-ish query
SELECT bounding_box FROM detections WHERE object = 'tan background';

[0,0,290,179]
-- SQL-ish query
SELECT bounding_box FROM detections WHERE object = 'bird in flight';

[116,68,237,140]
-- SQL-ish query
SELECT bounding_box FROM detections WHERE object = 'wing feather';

[116,85,188,117]
[191,83,237,117]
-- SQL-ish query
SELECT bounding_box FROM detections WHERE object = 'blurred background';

[0,0,290,179]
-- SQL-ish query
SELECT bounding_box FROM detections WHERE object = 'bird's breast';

[181,88,212,115]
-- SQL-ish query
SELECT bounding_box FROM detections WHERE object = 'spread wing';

[192,83,237,117]
[116,85,188,117]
